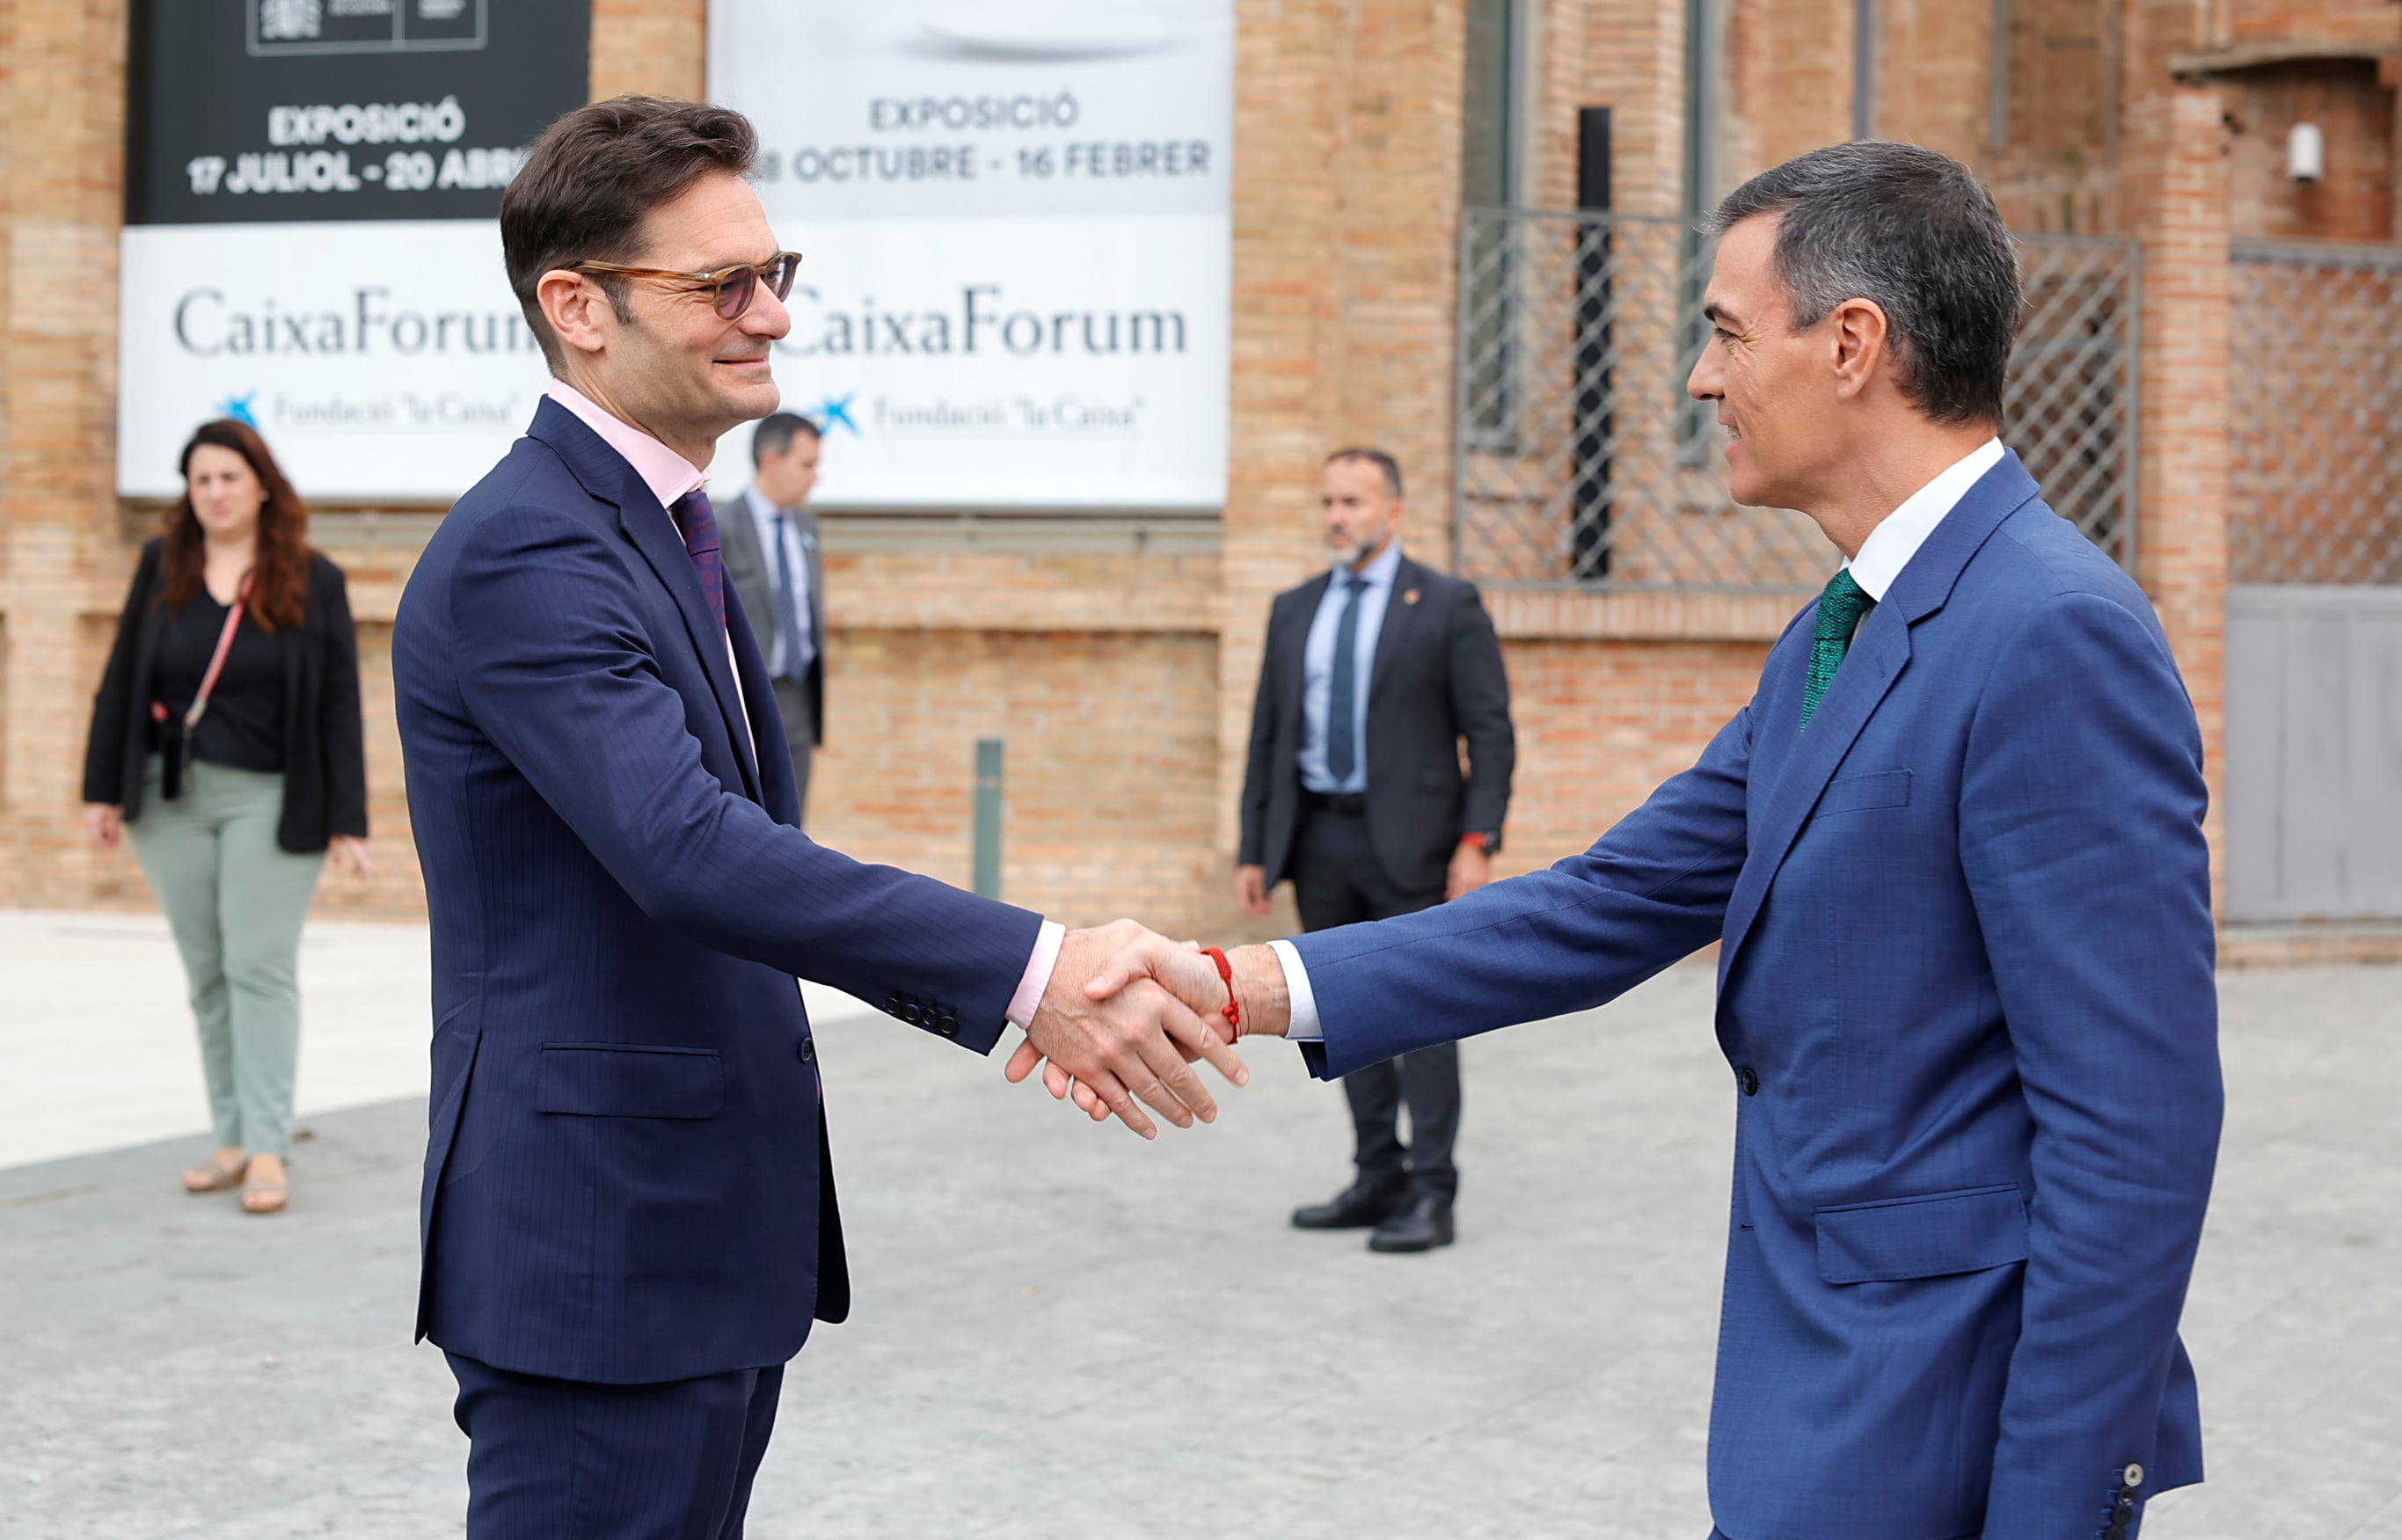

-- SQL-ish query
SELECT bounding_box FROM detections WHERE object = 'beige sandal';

[239,1165,288,1215]
[183,1153,248,1193]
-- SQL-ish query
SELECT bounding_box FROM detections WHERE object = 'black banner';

[127,0,590,225]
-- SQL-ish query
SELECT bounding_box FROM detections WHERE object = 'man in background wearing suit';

[1235,448,1514,1253]
[393,97,1241,1538]
[1084,143,2222,1538]
[717,412,822,822]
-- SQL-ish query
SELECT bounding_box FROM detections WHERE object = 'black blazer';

[1239,553,1515,894]
[82,539,368,853]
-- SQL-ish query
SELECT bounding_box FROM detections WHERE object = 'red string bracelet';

[1199,946,1240,1036]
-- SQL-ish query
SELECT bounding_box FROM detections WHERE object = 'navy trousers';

[447,1352,785,1539]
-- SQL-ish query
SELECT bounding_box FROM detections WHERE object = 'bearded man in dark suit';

[1234,447,1515,1253]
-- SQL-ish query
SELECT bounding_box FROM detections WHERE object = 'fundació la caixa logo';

[802,395,859,436]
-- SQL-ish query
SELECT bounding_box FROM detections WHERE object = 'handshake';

[1004,920,1295,1139]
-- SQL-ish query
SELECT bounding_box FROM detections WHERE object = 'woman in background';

[80,419,370,1215]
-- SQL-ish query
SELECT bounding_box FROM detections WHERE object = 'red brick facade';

[4,0,2392,944]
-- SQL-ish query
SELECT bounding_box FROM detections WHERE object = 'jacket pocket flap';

[536,1043,725,1120]
[1815,1184,2027,1284]
[1815,768,1912,817]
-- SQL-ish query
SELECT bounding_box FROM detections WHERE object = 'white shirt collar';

[1843,438,2005,601]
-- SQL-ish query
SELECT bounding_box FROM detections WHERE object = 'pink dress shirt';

[541,381,1062,1025]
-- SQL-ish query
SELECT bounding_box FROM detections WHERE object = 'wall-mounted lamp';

[2288,121,2325,184]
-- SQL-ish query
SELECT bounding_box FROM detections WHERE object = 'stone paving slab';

[2,957,2398,1537]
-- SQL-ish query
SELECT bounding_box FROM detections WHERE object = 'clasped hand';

[1005,920,1289,1136]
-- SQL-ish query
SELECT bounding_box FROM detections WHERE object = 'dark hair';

[1325,446,1404,500]
[159,420,312,633]
[500,95,760,369]
[1705,141,2021,426]
[751,412,821,467]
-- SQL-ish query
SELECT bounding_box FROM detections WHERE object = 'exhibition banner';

[118,0,586,498]
[707,1,1233,509]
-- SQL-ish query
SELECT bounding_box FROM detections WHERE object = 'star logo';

[215,392,259,429]
[807,393,859,436]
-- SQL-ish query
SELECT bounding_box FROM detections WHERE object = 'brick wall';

[0,0,2327,955]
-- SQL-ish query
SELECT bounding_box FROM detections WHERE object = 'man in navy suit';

[1053,142,2222,1538]
[394,97,1242,1538]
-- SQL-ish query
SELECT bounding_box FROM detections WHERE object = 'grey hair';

[1705,141,2022,426]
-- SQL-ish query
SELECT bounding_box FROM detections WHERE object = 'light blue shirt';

[1298,541,1403,795]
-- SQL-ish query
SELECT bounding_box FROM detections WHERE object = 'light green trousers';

[125,756,324,1157]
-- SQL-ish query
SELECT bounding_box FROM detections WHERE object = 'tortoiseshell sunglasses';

[573,251,802,320]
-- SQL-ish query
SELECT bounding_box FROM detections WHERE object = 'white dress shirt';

[1271,436,2008,1042]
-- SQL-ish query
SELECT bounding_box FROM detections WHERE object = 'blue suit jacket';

[1294,453,2221,1538]
[393,399,1044,1384]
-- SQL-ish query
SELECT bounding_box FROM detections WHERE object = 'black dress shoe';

[1290,1176,1409,1230]
[1368,1191,1455,1252]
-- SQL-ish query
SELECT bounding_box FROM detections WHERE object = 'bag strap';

[183,571,254,731]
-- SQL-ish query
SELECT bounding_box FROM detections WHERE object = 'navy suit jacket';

[1292,453,2221,1538]
[393,399,1043,1384]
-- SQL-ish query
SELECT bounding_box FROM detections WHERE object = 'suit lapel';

[529,401,763,803]
[1715,449,2044,987]
[1717,613,1912,986]
[617,498,763,802]
[1367,555,1421,704]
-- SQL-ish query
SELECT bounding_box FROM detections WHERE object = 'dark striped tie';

[668,490,726,633]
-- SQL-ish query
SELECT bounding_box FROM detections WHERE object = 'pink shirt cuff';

[1005,921,1066,1029]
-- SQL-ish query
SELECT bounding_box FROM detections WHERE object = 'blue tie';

[770,511,810,680]
[1326,573,1364,785]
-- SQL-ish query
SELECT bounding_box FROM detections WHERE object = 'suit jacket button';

[2122,1463,2143,1488]
[886,992,902,1015]
[937,1012,960,1037]
[1737,1066,1760,1096]
[2104,1528,2125,1540]
[798,1038,815,1063]
[902,1004,922,1025]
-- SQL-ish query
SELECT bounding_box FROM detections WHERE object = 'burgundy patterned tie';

[667,490,726,633]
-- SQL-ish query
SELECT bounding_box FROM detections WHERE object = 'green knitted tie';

[1799,568,1873,733]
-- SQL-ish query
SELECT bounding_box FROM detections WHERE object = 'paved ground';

[1,911,2397,1537]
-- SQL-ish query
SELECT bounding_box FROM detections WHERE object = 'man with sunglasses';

[391,95,1245,1538]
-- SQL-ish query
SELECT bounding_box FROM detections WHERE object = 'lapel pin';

[1404,588,1421,605]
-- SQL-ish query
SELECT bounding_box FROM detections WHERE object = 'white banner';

[118,221,549,499]
[708,0,1232,509]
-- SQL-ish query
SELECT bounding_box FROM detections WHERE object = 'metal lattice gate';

[2226,240,2402,923]
[1452,209,2138,592]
